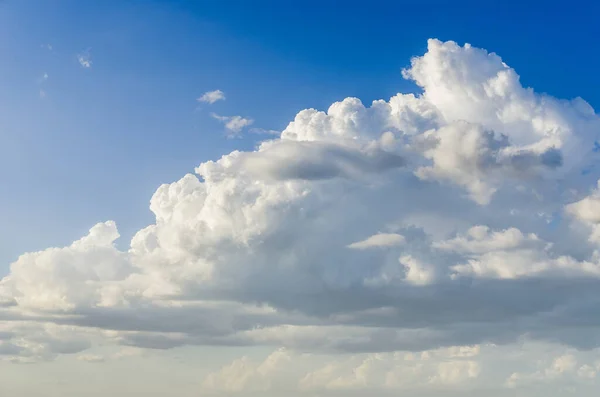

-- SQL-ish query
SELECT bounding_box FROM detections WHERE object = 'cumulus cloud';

[211,113,254,135]
[2,40,600,394]
[202,344,484,393]
[199,342,600,394]
[203,348,292,392]
[198,89,226,104]
[505,353,593,388]
[566,180,600,243]
[433,225,543,254]
[1,221,132,312]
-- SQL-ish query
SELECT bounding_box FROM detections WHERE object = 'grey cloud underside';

[239,141,406,181]
[20,277,600,352]
[2,39,600,360]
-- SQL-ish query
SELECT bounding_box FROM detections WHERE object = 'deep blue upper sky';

[1,0,599,269]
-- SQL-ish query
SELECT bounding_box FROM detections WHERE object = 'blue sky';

[3,2,600,396]
[2,0,599,268]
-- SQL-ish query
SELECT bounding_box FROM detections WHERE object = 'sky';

[2,0,600,396]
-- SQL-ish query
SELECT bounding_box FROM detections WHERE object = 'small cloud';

[347,233,406,250]
[77,49,92,68]
[211,113,254,136]
[198,90,226,104]
[77,354,105,363]
[41,44,53,51]
[37,72,49,85]
[38,73,49,98]
[249,128,280,136]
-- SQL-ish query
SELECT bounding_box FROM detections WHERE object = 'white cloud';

[203,348,292,392]
[438,226,600,279]
[399,254,436,285]
[3,40,600,388]
[77,49,92,68]
[199,342,600,394]
[567,192,600,224]
[211,113,254,135]
[577,364,598,379]
[506,354,581,387]
[38,73,49,98]
[429,360,481,385]
[347,233,405,249]
[433,226,542,254]
[566,180,600,243]
[1,221,132,312]
[198,89,226,104]
[202,344,486,393]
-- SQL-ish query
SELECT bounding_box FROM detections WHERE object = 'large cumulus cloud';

[2,39,600,363]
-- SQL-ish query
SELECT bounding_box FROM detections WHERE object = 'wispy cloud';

[211,113,254,136]
[77,49,92,68]
[37,73,49,99]
[198,90,226,104]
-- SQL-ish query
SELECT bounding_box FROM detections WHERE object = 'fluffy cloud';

[198,342,600,395]
[2,39,600,391]
[0,221,132,311]
[211,113,254,135]
[203,348,293,392]
[198,89,226,104]
[566,180,600,243]
[505,352,600,388]
[201,344,484,394]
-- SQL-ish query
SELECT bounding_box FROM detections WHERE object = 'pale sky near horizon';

[3,0,600,396]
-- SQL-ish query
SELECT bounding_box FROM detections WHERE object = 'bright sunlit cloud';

[2,37,600,396]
